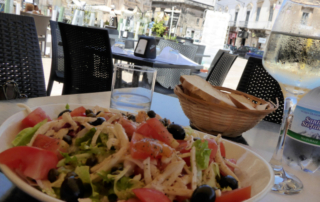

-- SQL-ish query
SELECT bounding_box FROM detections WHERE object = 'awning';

[91,6,122,15]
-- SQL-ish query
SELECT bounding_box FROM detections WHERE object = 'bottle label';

[288,106,320,146]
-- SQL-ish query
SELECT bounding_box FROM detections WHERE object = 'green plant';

[104,21,109,25]
[164,34,178,43]
[152,21,166,37]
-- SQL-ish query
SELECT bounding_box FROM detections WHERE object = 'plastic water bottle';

[4,0,13,13]
[283,86,320,173]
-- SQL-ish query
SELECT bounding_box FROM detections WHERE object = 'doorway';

[229,39,232,44]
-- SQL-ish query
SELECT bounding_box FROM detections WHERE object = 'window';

[301,12,309,25]
[245,11,250,22]
[197,18,200,25]
[269,6,274,21]
[235,12,238,22]
[256,7,261,21]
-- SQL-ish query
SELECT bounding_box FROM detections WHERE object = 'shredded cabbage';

[192,139,211,170]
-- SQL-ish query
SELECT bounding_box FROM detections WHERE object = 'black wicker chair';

[158,39,198,60]
[47,21,64,96]
[58,23,114,95]
[206,50,238,86]
[153,64,195,95]
[176,36,193,44]
[0,13,46,98]
[193,44,206,64]
[236,57,284,124]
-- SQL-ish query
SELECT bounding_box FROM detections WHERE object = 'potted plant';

[152,21,166,37]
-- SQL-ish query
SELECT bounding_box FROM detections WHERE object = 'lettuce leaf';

[57,153,91,167]
[60,152,79,166]
[97,170,113,184]
[75,128,97,146]
[116,176,133,191]
[12,119,47,146]
[75,166,99,199]
[193,139,211,170]
[115,178,144,200]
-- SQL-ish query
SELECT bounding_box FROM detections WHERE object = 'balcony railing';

[238,21,249,28]
[237,21,272,30]
[229,21,236,27]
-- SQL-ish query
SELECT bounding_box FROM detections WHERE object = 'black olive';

[48,169,59,183]
[65,172,78,180]
[60,175,85,202]
[111,164,123,172]
[86,113,96,117]
[85,156,98,167]
[167,124,186,140]
[127,114,136,122]
[108,194,118,202]
[159,118,170,127]
[219,175,238,190]
[85,109,94,115]
[147,110,156,118]
[63,135,72,145]
[83,183,93,198]
[191,185,216,202]
[89,117,106,126]
[58,109,72,118]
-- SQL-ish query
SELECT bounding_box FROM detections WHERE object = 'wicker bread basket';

[174,85,278,137]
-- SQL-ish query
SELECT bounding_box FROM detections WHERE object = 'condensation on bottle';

[284,87,320,173]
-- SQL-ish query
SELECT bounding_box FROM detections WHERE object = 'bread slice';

[256,103,269,110]
[229,93,256,108]
[228,94,256,110]
[180,75,236,107]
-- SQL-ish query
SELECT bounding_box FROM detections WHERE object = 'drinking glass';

[110,64,157,113]
[263,0,320,194]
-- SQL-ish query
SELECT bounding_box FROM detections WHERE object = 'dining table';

[0,91,319,202]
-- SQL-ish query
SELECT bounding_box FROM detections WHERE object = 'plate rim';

[0,103,274,202]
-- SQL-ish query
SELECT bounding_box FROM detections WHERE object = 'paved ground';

[42,57,248,96]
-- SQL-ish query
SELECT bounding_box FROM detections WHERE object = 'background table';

[112,52,203,70]
[0,92,319,201]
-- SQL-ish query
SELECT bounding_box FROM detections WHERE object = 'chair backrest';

[158,39,198,60]
[176,36,193,44]
[90,26,119,46]
[105,27,119,35]
[206,50,238,86]
[236,57,284,124]
[20,12,51,36]
[194,44,206,64]
[152,63,194,89]
[58,23,114,95]
[50,21,64,73]
[0,13,46,98]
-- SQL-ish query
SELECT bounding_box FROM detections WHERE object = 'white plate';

[0,104,274,202]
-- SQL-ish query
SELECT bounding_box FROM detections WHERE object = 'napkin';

[156,47,198,66]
